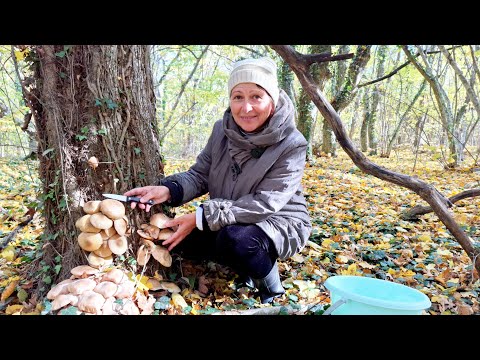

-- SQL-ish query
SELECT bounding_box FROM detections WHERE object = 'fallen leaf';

[1,280,19,302]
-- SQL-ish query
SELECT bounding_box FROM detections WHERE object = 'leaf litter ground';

[1,149,479,315]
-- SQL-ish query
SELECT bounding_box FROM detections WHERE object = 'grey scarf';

[223,89,296,169]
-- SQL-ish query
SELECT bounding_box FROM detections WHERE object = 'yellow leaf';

[399,269,416,278]
[454,213,468,224]
[418,234,432,242]
[293,280,314,292]
[136,274,150,286]
[291,253,305,263]
[387,268,397,275]
[436,249,453,258]
[308,249,322,257]
[0,276,20,288]
[153,271,163,281]
[1,280,19,301]
[340,263,358,275]
[321,239,334,248]
[171,293,188,309]
[14,49,28,61]
[5,304,24,315]
[0,246,16,261]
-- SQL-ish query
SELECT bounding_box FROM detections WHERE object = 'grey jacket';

[165,90,312,259]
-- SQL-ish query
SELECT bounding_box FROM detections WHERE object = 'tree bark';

[401,189,480,220]
[270,45,480,275]
[297,45,331,161]
[25,45,164,295]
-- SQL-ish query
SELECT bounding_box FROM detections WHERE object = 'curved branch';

[270,44,480,274]
[401,189,480,220]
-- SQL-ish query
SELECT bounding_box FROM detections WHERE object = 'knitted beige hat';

[228,57,279,107]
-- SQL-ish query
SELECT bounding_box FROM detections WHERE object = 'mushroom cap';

[137,224,159,239]
[157,228,174,241]
[136,244,151,266]
[87,156,99,170]
[103,226,117,238]
[75,214,101,233]
[101,268,127,284]
[70,265,100,278]
[51,294,79,311]
[47,280,74,300]
[67,278,97,295]
[108,234,128,255]
[77,290,106,314]
[83,200,102,214]
[151,245,172,267]
[93,281,118,298]
[114,280,136,299]
[136,229,154,240]
[113,218,128,236]
[88,252,113,269]
[149,213,172,229]
[93,241,113,258]
[102,297,120,315]
[89,212,114,230]
[100,199,125,220]
[77,232,103,252]
[159,281,181,293]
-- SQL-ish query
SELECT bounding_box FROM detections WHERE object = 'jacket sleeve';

[203,142,307,231]
[162,125,214,205]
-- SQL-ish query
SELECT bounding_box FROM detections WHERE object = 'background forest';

[0,45,479,315]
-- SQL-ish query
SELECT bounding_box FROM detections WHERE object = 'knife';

[103,193,154,205]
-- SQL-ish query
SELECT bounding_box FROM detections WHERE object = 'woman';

[125,56,312,304]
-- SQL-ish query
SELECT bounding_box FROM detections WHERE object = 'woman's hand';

[161,213,196,251]
[123,185,171,212]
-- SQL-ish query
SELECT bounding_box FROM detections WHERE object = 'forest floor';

[1,147,479,315]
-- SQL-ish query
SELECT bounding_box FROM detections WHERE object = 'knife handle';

[127,196,154,206]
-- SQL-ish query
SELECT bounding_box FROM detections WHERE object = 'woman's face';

[229,83,275,132]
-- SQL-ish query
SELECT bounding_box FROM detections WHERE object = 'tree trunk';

[413,111,427,149]
[279,53,296,105]
[384,80,427,157]
[271,45,480,276]
[297,45,331,161]
[367,46,387,156]
[25,45,163,295]
[323,45,372,156]
[402,46,459,167]
[360,89,369,152]
[348,91,361,140]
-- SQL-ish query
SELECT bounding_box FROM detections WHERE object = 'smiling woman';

[227,57,278,133]
[124,56,312,304]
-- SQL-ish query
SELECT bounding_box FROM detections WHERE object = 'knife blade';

[103,193,154,205]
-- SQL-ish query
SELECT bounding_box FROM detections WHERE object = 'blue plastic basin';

[324,275,431,315]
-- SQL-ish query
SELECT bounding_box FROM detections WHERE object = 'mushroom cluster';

[46,265,156,315]
[75,199,130,269]
[136,213,175,268]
